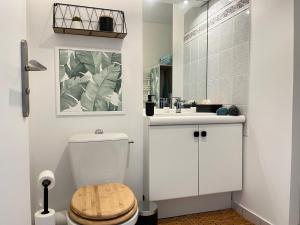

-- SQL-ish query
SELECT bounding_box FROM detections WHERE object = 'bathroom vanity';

[142,0,250,208]
[143,113,245,201]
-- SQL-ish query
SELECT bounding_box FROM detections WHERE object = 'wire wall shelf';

[53,3,127,39]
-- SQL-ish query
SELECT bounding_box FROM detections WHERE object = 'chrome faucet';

[170,97,183,113]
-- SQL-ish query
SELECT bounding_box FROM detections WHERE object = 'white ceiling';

[143,0,208,24]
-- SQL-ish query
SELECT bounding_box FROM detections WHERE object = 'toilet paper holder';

[41,179,51,215]
[38,170,55,215]
[35,171,56,225]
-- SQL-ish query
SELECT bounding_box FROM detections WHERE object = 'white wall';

[143,2,172,25]
[143,22,172,70]
[290,1,300,224]
[27,0,143,216]
[0,1,31,225]
[233,0,295,224]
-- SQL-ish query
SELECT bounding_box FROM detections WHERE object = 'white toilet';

[66,132,138,225]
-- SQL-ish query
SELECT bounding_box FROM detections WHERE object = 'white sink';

[153,108,215,117]
[145,108,246,126]
[154,112,215,117]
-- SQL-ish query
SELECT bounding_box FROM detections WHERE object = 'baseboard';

[156,193,232,219]
[232,201,273,225]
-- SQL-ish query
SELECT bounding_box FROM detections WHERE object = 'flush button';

[194,131,199,137]
[201,131,207,137]
[95,129,104,134]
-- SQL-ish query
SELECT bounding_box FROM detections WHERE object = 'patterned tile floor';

[158,209,254,225]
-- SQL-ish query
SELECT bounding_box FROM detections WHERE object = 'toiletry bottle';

[146,95,155,116]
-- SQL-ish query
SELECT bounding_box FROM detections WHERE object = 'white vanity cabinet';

[147,125,199,200]
[198,124,242,196]
[144,116,244,201]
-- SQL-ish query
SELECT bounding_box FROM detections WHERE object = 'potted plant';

[71,16,83,29]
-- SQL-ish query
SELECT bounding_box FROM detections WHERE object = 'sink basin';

[153,108,215,117]
[145,108,246,126]
[154,112,215,117]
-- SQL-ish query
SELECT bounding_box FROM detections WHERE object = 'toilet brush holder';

[136,201,158,225]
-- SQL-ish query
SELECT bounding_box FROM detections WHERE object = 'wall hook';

[21,40,47,117]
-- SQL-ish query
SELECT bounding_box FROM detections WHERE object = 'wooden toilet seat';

[69,200,138,225]
[69,183,137,225]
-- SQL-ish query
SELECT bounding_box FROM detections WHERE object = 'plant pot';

[71,21,83,29]
[99,16,114,32]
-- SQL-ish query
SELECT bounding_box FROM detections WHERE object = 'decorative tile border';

[209,0,250,28]
[184,0,250,43]
[184,22,207,43]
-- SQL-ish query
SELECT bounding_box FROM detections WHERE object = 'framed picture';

[56,47,123,115]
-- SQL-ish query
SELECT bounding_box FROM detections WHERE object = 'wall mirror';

[143,0,250,109]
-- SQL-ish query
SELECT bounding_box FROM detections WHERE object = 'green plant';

[72,16,82,22]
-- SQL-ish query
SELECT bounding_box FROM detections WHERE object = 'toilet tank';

[68,132,129,188]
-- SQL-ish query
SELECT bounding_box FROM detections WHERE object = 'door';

[149,125,199,200]
[198,124,243,195]
[0,1,31,225]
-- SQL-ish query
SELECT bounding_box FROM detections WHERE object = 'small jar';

[99,16,114,32]
[71,17,83,29]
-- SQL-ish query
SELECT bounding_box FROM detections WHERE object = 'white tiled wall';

[206,0,250,136]
[183,0,250,113]
[183,5,208,101]
[209,0,233,17]
[183,33,207,101]
[207,9,250,106]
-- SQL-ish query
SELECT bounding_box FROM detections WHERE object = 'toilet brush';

[35,170,56,225]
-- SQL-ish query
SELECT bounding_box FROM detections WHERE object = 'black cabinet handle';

[194,131,200,137]
[201,131,207,137]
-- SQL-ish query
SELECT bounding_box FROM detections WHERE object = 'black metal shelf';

[53,3,127,39]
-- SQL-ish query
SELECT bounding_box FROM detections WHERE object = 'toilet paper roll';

[38,170,55,190]
[35,209,55,225]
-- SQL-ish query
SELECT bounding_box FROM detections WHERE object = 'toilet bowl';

[67,133,138,225]
[67,210,138,225]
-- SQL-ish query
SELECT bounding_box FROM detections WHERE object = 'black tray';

[196,104,223,113]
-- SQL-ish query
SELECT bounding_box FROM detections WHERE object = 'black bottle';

[146,95,155,116]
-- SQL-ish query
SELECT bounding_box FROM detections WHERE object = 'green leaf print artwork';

[58,48,122,114]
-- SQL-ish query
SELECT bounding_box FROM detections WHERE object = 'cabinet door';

[198,124,243,195]
[149,125,199,201]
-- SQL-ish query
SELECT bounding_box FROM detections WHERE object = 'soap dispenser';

[146,95,155,116]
